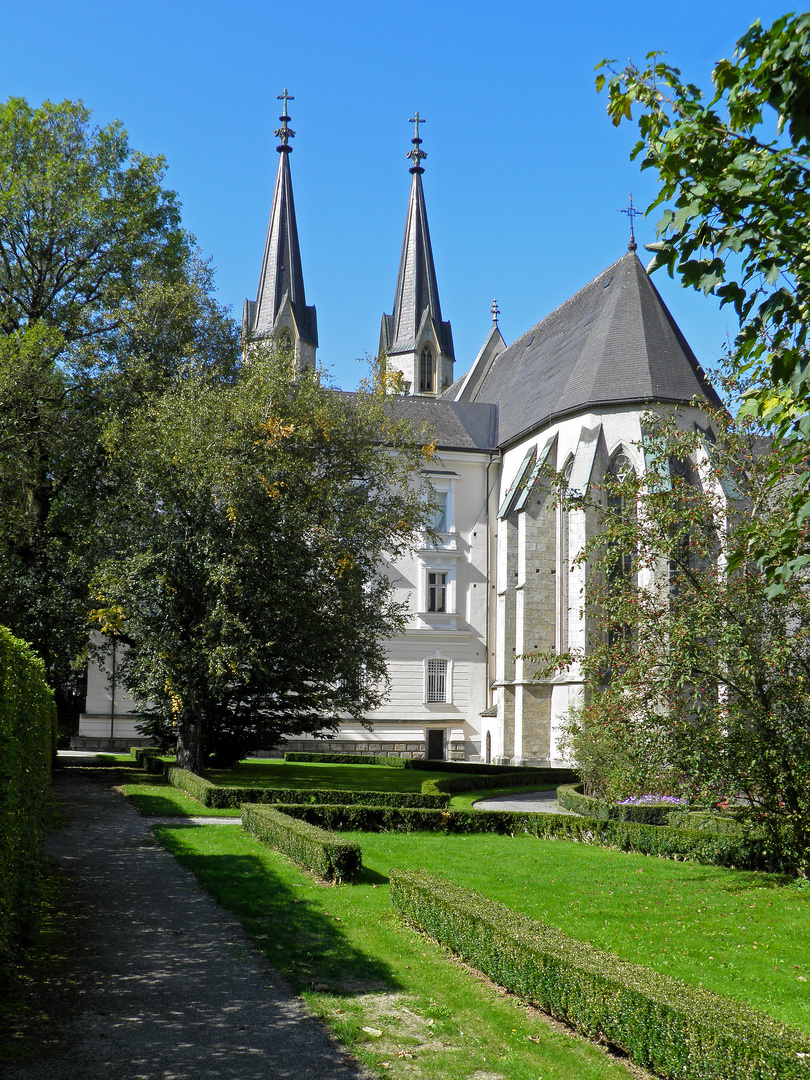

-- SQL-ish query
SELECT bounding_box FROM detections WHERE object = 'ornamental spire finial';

[407,111,427,174]
[619,191,642,251]
[491,298,500,325]
[275,89,295,154]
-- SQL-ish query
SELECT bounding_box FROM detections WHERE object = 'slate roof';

[243,150,318,347]
[380,170,454,360]
[469,251,722,447]
[340,393,497,452]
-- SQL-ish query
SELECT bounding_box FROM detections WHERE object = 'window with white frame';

[425,657,449,703]
[427,571,447,612]
[430,490,448,532]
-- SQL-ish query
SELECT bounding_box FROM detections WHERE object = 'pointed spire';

[243,92,317,363]
[379,114,453,393]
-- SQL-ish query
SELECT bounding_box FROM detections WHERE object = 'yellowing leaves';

[258,417,296,445]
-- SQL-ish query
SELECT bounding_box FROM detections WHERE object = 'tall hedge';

[0,626,57,985]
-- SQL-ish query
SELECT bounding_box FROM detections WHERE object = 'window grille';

[426,658,447,703]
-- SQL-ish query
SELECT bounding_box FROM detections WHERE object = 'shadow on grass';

[155,829,400,996]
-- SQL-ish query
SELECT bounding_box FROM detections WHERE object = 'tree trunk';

[175,711,203,774]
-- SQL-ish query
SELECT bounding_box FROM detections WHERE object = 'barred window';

[426,658,448,703]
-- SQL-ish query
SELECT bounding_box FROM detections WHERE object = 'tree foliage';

[597,13,810,590]
[534,407,810,877]
[90,348,436,772]
[0,97,239,711]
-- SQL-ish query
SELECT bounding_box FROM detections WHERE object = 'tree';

[597,12,810,591]
[90,348,436,773]
[0,97,239,716]
[534,405,810,877]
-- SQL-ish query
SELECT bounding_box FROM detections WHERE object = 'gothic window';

[604,451,636,657]
[419,346,434,393]
[277,328,293,351]
[425,657,449,703]
[558,457,574,653]
[427,571,447,613]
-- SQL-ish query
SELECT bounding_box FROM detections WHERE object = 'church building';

[77,96,722,764]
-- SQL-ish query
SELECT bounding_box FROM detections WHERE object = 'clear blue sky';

[3,0,791,390]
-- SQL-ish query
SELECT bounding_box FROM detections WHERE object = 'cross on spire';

[619,191,642,251]
[407,111,427,173]
[275,89,295,153]
[491,298,500,325]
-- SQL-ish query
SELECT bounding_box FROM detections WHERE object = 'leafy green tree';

[90,349,435,772]
[535,407,810,876]
[597,12,810,591]
[0,97,239,715]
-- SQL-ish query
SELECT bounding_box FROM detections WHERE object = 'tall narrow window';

[426,658,448,702]
[431,491,447,532]
[419,346,434,393]
[427,571,447,612]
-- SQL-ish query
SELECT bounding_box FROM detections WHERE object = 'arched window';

[419,346,434,393]
[277,328,293,352]
[604,451,636,657]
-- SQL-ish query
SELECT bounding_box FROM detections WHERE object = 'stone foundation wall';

[278,738,467,761]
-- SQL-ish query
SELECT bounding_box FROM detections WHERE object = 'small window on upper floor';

[427,571,447,613]
[419,346,434,393]
[430,490,448,532]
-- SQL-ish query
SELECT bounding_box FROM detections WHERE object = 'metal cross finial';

[619,191,642,251]
[491,299,500,325]
[407,111,427,173]
[275,89,295,153]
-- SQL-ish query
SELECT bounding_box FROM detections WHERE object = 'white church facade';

[77,99,722,764]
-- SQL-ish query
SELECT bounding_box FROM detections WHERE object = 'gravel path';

[473,788,580,814]
[2,766,369,1080]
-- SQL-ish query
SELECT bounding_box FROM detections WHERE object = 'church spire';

[242,91,318,373]
[379,113,454,395]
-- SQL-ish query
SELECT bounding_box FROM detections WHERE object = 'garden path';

[2,764,371,1080]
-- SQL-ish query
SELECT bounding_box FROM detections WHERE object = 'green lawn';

[202,759,462,792]
[118,762,810,1077]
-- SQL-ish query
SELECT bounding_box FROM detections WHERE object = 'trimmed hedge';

[241,804,361,882]
[262,803,769,868]
[166,767,449,809]
[130,747,161,767]
[423,768,576,796]
[284,752,407,767]
[0,626,57,986]
[557,783,678,825]
[406,759,578,777]
[389,870,810,1080]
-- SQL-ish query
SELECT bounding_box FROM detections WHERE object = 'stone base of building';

[70,735,156,752]
[277,737,468,761]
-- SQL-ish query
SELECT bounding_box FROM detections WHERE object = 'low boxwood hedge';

[389,870,810,1080]
[423,768,576,796]
[166,768,449,809]
[263,803,768,869]
[241,804,361,883]
[557,783,677,825]
[284,752,407,767]
[130,747,160,767]
[407,759,578,779]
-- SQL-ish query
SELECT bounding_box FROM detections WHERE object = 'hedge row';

[241,804,362,882]
[165,768,449,809]
[389,871,809,1080]
[261,803,769,869]
[406,759,578,776]
[557,784,678,825]
[284,752,407,767]
[0,626,57,986]
[423,768,577,796]
[130,747,161,767]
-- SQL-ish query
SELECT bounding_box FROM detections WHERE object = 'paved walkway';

[473,788,579,815]
[2,765,369,1080]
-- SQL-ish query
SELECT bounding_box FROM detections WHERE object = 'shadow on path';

[1,767,371,1080]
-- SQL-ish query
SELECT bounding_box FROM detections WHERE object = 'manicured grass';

[203,759,461,792]
[349,831,810,1034]
[155,823,638,1080]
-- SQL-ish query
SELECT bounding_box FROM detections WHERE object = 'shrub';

[241,804,361,882]
[130,747,161,767]
[0,626,57,986]
[266,803,768,868]
[166,768,448,809]
[557,783,677,825]
[284,752,407,767]
[406,759,578,778]
[423,768,577,796]
[389,870,810,1080]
